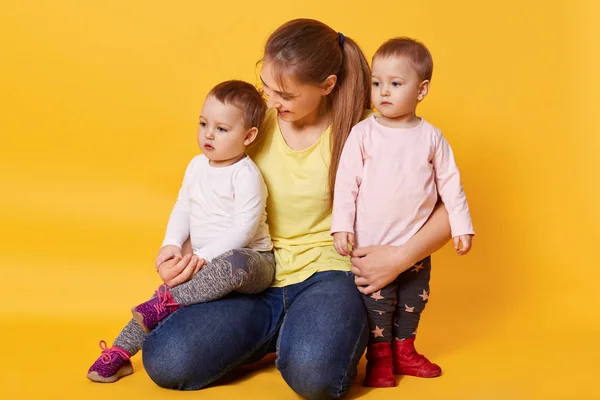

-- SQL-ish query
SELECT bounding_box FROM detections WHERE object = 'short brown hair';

[373,37,433,82]
[208,80,267,129]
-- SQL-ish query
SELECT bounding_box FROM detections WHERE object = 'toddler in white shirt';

[87,80,275,383]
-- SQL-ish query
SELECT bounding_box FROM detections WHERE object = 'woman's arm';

[350,202,451,294]
[393,202,451,266]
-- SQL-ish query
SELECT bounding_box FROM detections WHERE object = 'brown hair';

[263,19,371,205]
[208,80,267,130]
[374,37,433,82]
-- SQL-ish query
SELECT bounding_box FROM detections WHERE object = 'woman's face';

[260,59,329,123]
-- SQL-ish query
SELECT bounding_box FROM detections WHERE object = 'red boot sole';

[394,368,442,378]
[364,379,397,387]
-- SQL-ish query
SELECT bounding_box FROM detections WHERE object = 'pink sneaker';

[132,284,181,333]
[87,341,132,383]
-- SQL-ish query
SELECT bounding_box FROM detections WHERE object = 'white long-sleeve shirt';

[162,154,272,261]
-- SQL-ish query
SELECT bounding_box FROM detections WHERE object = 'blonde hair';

[374,37,433,81]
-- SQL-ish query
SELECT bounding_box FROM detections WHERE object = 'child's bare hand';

[155,245,183,270]
[158,254,206,287]
[454,234,473,256]
[333,232,355,256]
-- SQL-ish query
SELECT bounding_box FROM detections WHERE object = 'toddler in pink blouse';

[331,37,475,387]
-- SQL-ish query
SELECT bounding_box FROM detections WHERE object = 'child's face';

[198,96,256,167]
[371,56,429,119]
[260,59,335,124]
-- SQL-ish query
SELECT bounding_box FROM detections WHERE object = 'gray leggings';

[113,248,276,355]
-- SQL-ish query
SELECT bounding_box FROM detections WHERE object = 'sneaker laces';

[153,284,179,314]
[98,340,129,364]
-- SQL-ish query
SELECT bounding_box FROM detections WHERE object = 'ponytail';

[329,36,371,205]
[264,19,371,206]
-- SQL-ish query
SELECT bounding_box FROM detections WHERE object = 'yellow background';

[1,0,598,398]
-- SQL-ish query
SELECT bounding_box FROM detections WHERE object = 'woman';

[144,19,450,399]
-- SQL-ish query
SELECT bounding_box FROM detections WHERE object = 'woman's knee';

[142,297,274,390]
[278,322,367,399]
[277,273,368,398]
[279,357,353,399]
[142,328,208,390]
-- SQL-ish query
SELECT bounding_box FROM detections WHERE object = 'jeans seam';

[275,286,288,361]
[283,287,289,311]
[274,311,288,370]
[333,308,367,398]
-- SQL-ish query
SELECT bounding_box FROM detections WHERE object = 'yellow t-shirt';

[247,109,350,287]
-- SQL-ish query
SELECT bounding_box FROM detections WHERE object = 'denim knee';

[281,362,349,399]
[142,330,205,390]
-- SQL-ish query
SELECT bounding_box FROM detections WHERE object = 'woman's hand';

[350,245,413,295]
[155,245,183,270]
[350,202,452,294]
[158,254,205,287]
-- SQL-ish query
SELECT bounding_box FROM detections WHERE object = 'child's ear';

[244,127,259,146]
[417,80,430,102]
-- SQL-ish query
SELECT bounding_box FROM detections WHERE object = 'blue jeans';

[142,270,368,399]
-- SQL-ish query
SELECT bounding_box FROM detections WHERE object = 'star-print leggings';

[362,256,431,342]
[112,248,276,355]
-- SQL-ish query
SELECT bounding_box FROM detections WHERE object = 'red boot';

[364,342,397,387]
[393,337,442,378]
